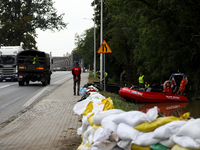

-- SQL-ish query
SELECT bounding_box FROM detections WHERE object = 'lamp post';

[100,0,103,90]
[94,0,96,79]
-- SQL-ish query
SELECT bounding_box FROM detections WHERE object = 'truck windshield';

[0,55,16,64]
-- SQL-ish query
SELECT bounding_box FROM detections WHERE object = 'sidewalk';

[0,73,89,150]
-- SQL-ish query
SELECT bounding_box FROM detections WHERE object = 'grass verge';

[100,91,139,111]
[88,71,139,111]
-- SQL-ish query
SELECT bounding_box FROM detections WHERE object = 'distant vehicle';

[0,46,23,82]
[17,49,52,86]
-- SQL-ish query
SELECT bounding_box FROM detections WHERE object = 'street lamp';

[83,15,96,78]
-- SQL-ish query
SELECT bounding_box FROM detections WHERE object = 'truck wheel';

[26,80,29,85]
[19,81,24,86]
[48,79,50,84]
[42,79,48,86]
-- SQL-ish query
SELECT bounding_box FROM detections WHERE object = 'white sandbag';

[73,99,91,115]
[195,139,200,144]
[93,109,125,125]
[117,123,140,141]
[176,118,200,139]
[109,132,119,142]
[146,106,158,122]
[172,135,200,149]
[159,137,175,148]
[101,115,118,132]
[77,127,82,135]
[88,134,94,145]
[83,126,96,141]
[82,116,90,134]
[132,131,161,146]
[117,140,132,150]
[154,120,186,139]
[91,147,102,150]
[112,107,158,127]
[93,127,112,142]
[98,140,117,150]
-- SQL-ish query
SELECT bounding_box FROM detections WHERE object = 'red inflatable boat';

[119,87,189,103]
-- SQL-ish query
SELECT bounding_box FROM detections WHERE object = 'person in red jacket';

[163,81,173,94]
[72,62,81,95]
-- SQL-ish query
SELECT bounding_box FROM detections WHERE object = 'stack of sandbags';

[73,92,194,150]
[171,119,200,150]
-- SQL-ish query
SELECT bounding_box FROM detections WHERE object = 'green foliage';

[77,0,200,94]
[0,0,67,49]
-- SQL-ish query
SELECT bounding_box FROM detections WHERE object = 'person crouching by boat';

[145,82,150,89]
[163,81,173,94]
[139,73,145,88]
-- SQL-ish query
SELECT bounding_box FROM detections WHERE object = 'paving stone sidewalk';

[0,73,89,150]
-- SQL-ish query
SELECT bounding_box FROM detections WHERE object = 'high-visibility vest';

[145,84,150,88]
[98,71,108,78]
[139,75,144,83]
[33,57,37,64]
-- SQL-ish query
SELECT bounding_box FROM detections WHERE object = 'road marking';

[23,77,71,107]
[23,86,48,107]
[0,85,10,90]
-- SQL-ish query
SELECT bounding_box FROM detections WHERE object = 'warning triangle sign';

[97,40,112,53]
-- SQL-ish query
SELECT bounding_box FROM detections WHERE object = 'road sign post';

[98,40,112,91]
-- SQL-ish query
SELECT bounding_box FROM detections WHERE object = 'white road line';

[0,85,10,90]
[23,86,48,107]
[23,77,71,107]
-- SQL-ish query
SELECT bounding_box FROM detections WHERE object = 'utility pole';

[100,0,103,89]
[94,0,96,79]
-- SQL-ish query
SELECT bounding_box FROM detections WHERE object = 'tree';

[0,0,67,49]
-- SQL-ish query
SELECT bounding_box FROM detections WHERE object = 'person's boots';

[77,90,79,96]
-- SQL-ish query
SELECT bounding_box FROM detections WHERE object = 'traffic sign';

[97,40,112,53]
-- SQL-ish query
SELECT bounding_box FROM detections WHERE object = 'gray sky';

[36,0,94,57]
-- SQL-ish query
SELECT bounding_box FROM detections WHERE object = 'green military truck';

[17,50,52,86]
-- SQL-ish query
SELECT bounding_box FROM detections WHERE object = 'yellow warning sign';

[97,40,112,53]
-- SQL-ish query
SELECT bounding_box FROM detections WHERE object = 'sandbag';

[101,114,118,132]
[172,135,200,149]
[73,99,91,115]
[159,137,175,148]
[113,107,158,127]
[171,144,193,150]
[88,113,102,130]
[131,144,151,150]
[83,126,95,143]
[98,140,117,150]
[117,123,140,141]
[98,97,114,111]
[93,127,112,143]
[134,116,183,132]
[93,109,125,125]
[150,144,170,150]
[154,120,186,139]
[176,118,200,139]
[132,131,161,146]
[117,140,132,150]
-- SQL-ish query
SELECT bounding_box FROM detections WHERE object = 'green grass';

[88,71,138,111]
[88,71,99,83]
[100,91,139,111]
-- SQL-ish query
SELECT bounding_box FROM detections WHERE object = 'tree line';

[73,0,200,97]
[0,0,67,49]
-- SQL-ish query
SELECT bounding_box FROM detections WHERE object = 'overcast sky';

[36,0,94,57]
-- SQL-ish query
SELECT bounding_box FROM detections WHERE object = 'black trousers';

[73,78,80,95]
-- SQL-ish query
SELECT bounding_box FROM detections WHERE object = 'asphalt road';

[0,71,72,125]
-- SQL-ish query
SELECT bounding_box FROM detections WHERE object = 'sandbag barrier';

[73,90,199,150]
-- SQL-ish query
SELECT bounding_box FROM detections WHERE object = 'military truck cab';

[17,50,52,86]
